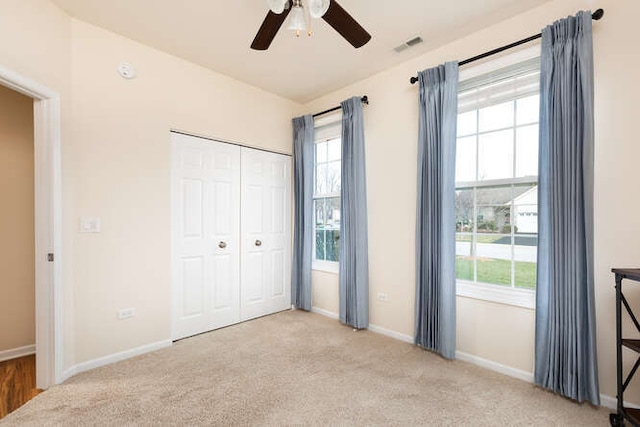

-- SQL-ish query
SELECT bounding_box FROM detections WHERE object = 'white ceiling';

[51,0,550,103]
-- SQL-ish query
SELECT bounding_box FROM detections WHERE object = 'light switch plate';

[79,217,101,233]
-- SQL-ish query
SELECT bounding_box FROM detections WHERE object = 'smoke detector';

[117,62,136,79]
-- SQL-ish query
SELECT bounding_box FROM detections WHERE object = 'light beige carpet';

[2,310,608,426]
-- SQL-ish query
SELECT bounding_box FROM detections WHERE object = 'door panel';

[181,256,205,317]
[240,147,291,320]
[245,185,263,233]
[212,254,232,310]
[172,133,241,340]
[244,252,265,302]
[272,250,285,296]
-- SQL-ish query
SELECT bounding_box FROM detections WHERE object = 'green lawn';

[456,256,536,289]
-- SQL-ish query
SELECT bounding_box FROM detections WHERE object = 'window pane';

[476,255,512,287]
[514,260,536,289]
[456,188,475,281]
[513,184,537,288]
[458,111,477,137]
[314,197,340,262]
[325,230,340,262]
[327,161,341,193]
[325,197,341,227]
[516,95,539,125]
[516,125,538,178]
[514,235,537,289]
[315,230,326,261]
[456,255,474,282]
[478,101,514,132]
[513,183,538,234]
[478,129,514,181]
[315,198,326,229]
[316,141,327,163]
[476,186,513,287]
[315,163,327,194]
[456,136,477,183]
[455,189,474,234]
[327,139,341,162]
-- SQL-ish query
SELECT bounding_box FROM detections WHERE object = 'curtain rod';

[312,95,369,118]
[409,8,604,85]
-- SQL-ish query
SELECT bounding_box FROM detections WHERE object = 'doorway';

[0,65,62,390]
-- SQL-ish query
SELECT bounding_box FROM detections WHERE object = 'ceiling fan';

[251,0,371,51]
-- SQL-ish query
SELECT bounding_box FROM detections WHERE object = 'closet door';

[240,147,292,320]
[171,133,241,340]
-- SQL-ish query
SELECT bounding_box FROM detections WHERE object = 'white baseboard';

[599,393,640,411]
[311,306,339,320]
[0,344,36,363]
[600,394,617,410]
[367,323,413,344]
[311,306,414,343]
[60,339,172,383]
[455,350,534,383]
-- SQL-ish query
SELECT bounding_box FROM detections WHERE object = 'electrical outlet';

[118,307,135,320]
[377,292,388,302]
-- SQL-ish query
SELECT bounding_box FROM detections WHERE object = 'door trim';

[0,65,63,389]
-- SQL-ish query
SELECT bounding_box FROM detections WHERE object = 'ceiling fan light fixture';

[308,0,330,19]
[267,0,289,14]
[286,1,307,36]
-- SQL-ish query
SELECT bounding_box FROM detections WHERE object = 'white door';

[240,147,292,320]
[171,133,241,340]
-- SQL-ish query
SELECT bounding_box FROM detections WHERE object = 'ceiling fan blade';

[251,8,292,51]
[322,0,371,49]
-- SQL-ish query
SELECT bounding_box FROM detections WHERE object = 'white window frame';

[455,45,541,310]
[312,113,341,274]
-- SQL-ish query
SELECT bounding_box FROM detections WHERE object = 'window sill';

[456,280,535,310]
[312,260,339,274]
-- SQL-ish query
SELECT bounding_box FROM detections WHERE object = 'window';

[455,53,540,308]
[313,115,341,271]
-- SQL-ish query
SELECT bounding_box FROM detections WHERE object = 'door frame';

[0,65,63,389]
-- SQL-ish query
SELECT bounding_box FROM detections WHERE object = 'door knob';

[218,241,227,249]
[255,240,262,247]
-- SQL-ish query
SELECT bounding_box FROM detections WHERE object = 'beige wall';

[0,85,35,352]
[68,20,299,363]
[0,0,74,367]
[305,0,640,403]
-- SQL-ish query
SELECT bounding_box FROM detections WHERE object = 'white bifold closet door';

[240,147,291,321]
[171,132,291,341]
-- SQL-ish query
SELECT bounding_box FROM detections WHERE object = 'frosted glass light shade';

[286,5,306,31]
[308,0,329,18]
[267,0,288,14]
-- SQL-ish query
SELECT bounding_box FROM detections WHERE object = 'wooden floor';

[0,355,41,419]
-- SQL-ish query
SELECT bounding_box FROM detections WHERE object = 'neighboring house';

[456,185,534,233]
[511,186,538,234]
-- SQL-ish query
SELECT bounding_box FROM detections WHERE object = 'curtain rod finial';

[410,76,418,85]
[592,8,604,20]
[361,95,369,104]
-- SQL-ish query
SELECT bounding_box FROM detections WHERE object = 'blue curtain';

[415,62,458,359]
[339,97,369,329]
[535,11,599,404]
[291,115,314,311]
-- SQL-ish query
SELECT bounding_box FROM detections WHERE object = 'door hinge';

[47,253,54,262]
